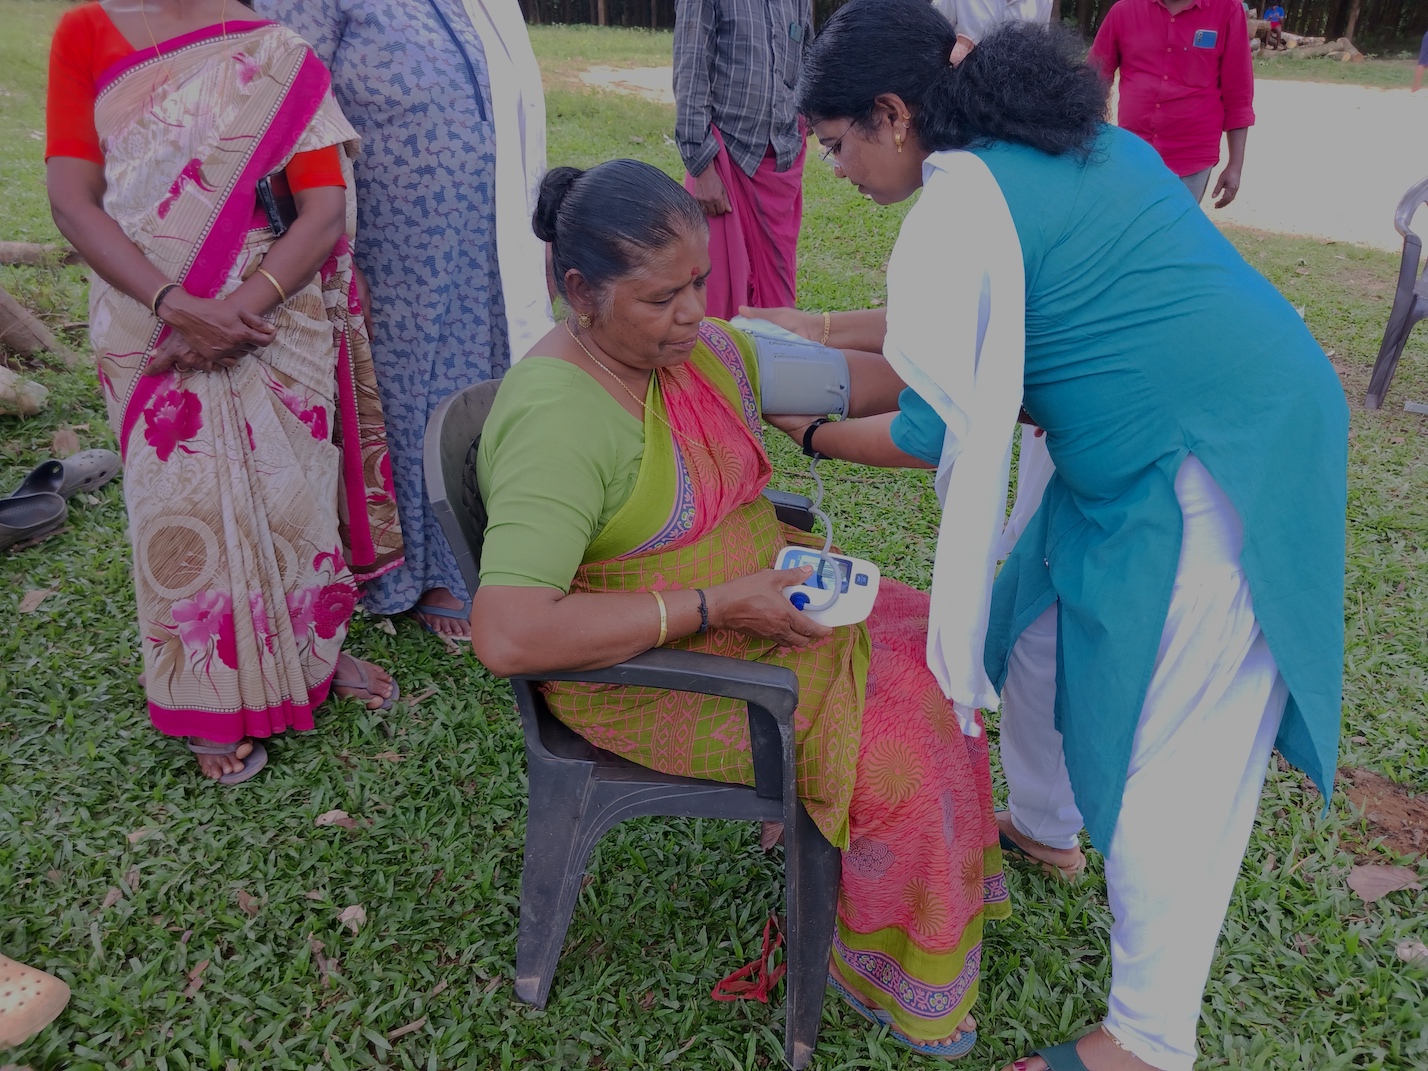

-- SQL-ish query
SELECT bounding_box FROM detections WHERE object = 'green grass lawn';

[3,2,1426,1069]
[1252,52,1419,88]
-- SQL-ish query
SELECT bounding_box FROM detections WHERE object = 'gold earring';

[578,313,592,329]
[895,134,903,153]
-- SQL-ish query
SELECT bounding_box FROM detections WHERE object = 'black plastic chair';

[1366,175,1428,410]
[423,380,841,1068]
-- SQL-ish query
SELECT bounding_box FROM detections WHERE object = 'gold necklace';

[564,320,694,447]
[140,0,228,84]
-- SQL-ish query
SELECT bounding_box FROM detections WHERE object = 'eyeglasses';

[818,122,855,165]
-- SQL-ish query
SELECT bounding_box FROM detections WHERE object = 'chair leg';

[513,756,599,1008]
[1365,306,1420,410]
[781,800,841,1069]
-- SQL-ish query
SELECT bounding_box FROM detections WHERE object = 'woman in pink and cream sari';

[46,0,402,783]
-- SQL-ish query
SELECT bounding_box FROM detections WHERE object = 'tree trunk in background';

[1079,0,1094,38]
[597,0,607,25]
[1052,0,1062,24]
[1327,0,1350,37]
[1344,0,1364,39]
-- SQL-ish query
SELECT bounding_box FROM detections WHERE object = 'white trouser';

[999,458,1288,1071]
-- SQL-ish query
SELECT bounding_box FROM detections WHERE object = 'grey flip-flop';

[0,492,67,552]
[6,449,122,501]
[410,597,472,638]
[186,738,269,786]
[332,658,400,711]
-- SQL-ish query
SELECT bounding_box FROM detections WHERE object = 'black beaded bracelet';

[695,587,709,633]
[151,282,181,320]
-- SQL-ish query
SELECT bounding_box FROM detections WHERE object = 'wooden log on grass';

[0,241,83,268]
[0,283,77,369]
[0,283,59,357]
[0,364,49,417]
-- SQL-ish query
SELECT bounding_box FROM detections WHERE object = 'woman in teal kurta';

[756,6,1348,1071]
[886,124,1345,852]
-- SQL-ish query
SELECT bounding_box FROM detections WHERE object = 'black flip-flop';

[0,493,67,552]
[6,449,121,501]
[1031,1038,1094,1070]
[998,829,1086,881]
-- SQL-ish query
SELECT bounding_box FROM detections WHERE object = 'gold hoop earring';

[577,313,593,329]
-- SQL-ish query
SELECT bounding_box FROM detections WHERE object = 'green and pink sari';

[543,320,1009,1042]
[88,20,401,744]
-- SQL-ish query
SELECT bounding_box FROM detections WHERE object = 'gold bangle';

[820,310,832,346]
[254,266,288,304]
[651,590,668,648]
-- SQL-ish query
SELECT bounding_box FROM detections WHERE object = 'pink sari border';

[148,667,334,743]
[118,48,332,461]
[334,323,377,568]
[94,19,277,95]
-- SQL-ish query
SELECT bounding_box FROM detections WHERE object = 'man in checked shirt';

[673,0,813,320]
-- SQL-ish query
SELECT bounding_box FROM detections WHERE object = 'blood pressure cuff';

[731,316,851,417]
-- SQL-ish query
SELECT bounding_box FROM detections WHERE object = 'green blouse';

[476,357,645,590]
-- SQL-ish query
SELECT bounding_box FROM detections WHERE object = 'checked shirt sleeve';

[673,0,720,176]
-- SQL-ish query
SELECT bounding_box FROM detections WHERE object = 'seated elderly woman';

[470,159,1008,1059]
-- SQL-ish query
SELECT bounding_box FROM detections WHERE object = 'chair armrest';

[514,648,799,800]
[763,488,816,532]
[515,648,797,720]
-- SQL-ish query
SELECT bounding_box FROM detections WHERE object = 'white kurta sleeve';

[883,151,1026,724]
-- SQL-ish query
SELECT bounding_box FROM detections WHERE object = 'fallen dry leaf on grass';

[387,1017,427,1042]
[183,959,209,998]
[308,933,339,987]
[50,427,80,457]
[237,889,261,918]
[371,751,405,762]
[337,904,366,934]
[315,809,357,830]
[303,889,326,901]
[1397,939,1428,965]
[1347,864,1423,904]
[125,827,155,844]
[45,869,62,884]
[100,886,123,910]
[18,589,55,613]
[123,866,140,892]
[428,979,449,998]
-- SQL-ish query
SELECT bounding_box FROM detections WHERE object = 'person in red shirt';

[1088,0,1255,207]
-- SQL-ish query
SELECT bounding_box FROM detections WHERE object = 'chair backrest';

[423,379,502,597]
[423,379,607,763]
[1396,175,1428,243]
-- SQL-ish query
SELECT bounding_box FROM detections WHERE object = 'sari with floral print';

[87,19,401,743]
[539,320,1009,1041]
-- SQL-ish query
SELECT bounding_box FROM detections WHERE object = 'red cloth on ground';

[686,127,804,321]
[1088,0,1255,177]
[46,2,343,188]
